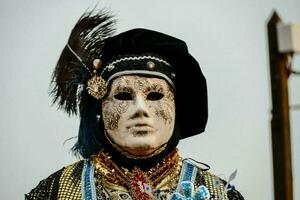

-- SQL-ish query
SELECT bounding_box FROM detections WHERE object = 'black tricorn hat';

[99,28,208,139]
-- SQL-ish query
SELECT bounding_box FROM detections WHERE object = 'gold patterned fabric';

[26,153,244,200]
[199,170,228,200]
[57,161,82,199]
[25,161,83,200]
[25,169,60,200]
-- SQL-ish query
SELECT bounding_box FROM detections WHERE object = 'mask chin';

[98,117,180,171]
[104,129,169,159]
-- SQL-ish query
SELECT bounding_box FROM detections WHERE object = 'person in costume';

[26,10,244,200]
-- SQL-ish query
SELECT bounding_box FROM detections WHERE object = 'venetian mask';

[102,75,175,157]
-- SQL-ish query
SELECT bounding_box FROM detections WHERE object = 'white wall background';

[0,0,299,199]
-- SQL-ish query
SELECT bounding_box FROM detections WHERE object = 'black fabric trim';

[49,168,65,200]
[25,167,65,200]
[227,188,245,200]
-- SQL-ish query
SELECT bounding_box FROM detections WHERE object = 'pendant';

[128,168,154,200]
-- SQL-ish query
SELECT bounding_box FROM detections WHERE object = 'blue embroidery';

[182,162,195,182]
[176,160,198,192]
[171,181,210,200]
[172,160,210,200]
[82,160,97,200]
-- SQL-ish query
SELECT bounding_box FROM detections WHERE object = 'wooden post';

[267,11,293,200]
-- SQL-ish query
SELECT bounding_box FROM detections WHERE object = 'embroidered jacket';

[26,157,244,200]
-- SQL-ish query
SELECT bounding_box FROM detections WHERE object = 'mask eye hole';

[147,92,164,101]
[114,92,133,100]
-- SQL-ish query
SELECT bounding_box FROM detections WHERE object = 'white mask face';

[102,75,175,157]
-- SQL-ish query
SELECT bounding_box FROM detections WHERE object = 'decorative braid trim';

[108,55,171,67]
[101,55,172,76]
[107,70,175,89]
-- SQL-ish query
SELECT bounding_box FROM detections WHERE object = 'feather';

[50,9,116,115]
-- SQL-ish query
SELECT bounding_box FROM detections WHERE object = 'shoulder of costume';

[197,169,244,200]
[227,187,245,200]
[25,160,84,200]
[178,158,244,200]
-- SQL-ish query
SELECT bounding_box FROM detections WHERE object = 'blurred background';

[0,0,299,199]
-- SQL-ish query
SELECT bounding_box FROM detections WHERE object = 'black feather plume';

[50,9,116,115]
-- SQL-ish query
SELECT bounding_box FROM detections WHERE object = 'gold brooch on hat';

[87,59,108,100]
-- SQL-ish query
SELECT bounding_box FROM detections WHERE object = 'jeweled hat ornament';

[51,9,208,141]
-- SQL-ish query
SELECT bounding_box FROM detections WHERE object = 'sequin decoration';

[194,185,210,200]
[92,149,181,200]
[170,181,210,200]
[128,168,154,200]
[179,181,194,197]
[170,192,185,200]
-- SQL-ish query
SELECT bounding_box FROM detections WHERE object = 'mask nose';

[130,95,149,119]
